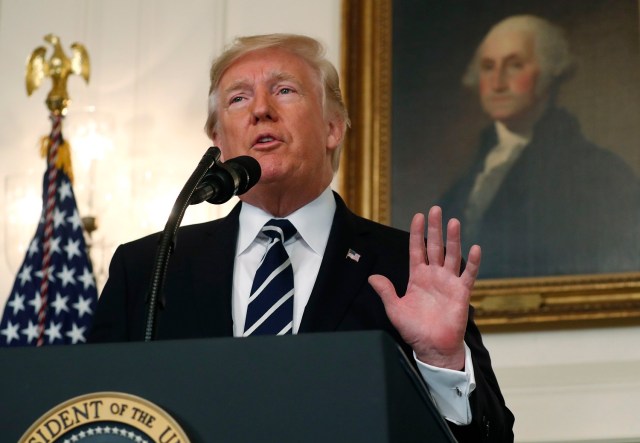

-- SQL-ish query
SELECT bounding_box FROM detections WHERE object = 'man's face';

[212,47,341,194]
[477,28,543,127]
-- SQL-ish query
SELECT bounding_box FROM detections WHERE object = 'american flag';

[346,248,361,263]
[0,116,97,346]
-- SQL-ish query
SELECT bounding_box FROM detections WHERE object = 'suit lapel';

[299,194,376,332]
[187,203,241,337]
[180,195,378,336]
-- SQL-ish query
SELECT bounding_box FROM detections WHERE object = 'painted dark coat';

[440,107,640,278]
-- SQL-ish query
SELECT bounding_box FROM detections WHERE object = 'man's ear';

[326,116,346,152]
[211,130,221,148]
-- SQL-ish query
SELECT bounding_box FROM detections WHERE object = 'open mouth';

[253,134,281,148]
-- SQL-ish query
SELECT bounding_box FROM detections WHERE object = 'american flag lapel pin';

[346,248,361,262]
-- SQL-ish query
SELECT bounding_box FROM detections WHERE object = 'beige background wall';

[1,1,639,441]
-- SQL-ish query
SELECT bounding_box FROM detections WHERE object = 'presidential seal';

[19,392,191,443]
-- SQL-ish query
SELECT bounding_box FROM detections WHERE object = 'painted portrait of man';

[391,1,640,278]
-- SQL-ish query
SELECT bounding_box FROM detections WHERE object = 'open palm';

[369,207,481,370]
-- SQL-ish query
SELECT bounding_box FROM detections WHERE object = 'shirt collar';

[237,187,336,256]
[495,121,531,148]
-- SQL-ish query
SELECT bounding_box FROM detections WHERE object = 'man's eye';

[506,60,524,70]
[480,62,494,72]
[278,87,294,95]
[229,96,244,104]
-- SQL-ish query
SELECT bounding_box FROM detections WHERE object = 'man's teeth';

[258,136,274,143]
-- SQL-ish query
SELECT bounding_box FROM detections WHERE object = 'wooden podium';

[0,331,456,442]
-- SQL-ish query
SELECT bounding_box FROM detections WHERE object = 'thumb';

[368,274,398,308]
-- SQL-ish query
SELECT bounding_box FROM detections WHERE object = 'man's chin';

[483,101,543,128]
[485,105,518,121]
[256,168,286,184]
[487,109,529,125]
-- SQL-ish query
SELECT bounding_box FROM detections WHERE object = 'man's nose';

[251,90,277,123]
[490,67,508,91]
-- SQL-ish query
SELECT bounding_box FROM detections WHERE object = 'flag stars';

[58,180,73,202]
[67,209,83,232]
[1,321,20,344]
[2,158,99,349]
[56,264,76,287]
[63,238,82,261]
[36,264,57,283]
[22,321,40,344]
[65,323,86,344]
[53,207,67,229]
[28,238,39,257]
[49,236,62,255]
[73,295,93,318]
[7,293,26,315]
[51,293,70,315]
[44,321,62,343]
[18,265,33,286]
[28,292,43,315]
[78,267,96,290]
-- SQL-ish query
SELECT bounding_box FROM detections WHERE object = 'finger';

[460,244,482,288]
[426,206,444,266]
[409,213,427,270]
[444,217,462,273]
[368,275,399,307]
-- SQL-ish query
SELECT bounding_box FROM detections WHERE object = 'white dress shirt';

[232,187,335,335]
[465,121,531,227]
[232,187,475,424]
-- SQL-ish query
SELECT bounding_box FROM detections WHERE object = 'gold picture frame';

[339,0,640,330]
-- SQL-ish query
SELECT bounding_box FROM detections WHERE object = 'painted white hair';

[463,15,574,94]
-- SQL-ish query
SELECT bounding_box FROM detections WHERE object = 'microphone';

[189,155,261,205]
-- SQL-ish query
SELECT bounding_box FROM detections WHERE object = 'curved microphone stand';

[143,146,221,342]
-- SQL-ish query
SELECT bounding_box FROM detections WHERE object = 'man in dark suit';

[89,34,514,441]
[440,15,640,278]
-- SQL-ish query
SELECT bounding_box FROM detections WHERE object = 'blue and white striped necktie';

[243,219,297,336]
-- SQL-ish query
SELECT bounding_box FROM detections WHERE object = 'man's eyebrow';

[224,72,301,91]
[221,71,305,99]
[269,71,300,84]
[481,52,528,63]
[222,72,302,94]
[222,80,252,95]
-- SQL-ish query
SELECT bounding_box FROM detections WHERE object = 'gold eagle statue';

[26,34,90,114]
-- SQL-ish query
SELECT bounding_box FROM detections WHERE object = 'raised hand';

[368,206,481,370]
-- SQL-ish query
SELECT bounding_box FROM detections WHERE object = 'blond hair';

[204,34,350,171]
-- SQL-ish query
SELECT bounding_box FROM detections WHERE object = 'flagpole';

[0,34,94,347]
[26,34,90,346]
[35,114,64,346]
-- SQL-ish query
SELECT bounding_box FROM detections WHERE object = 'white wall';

[484,326,640,442]
[1,1,639,442]
[0,0,341,292]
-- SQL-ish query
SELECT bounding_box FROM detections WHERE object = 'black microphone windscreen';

[227,156,261,195]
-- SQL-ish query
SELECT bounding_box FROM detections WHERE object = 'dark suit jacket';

[440,106,640,278]
[89,192,514,442]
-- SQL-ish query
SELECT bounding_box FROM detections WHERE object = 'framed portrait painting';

[340,0,640,329]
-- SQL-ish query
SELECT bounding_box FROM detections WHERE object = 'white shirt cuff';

[413,342,476,425]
